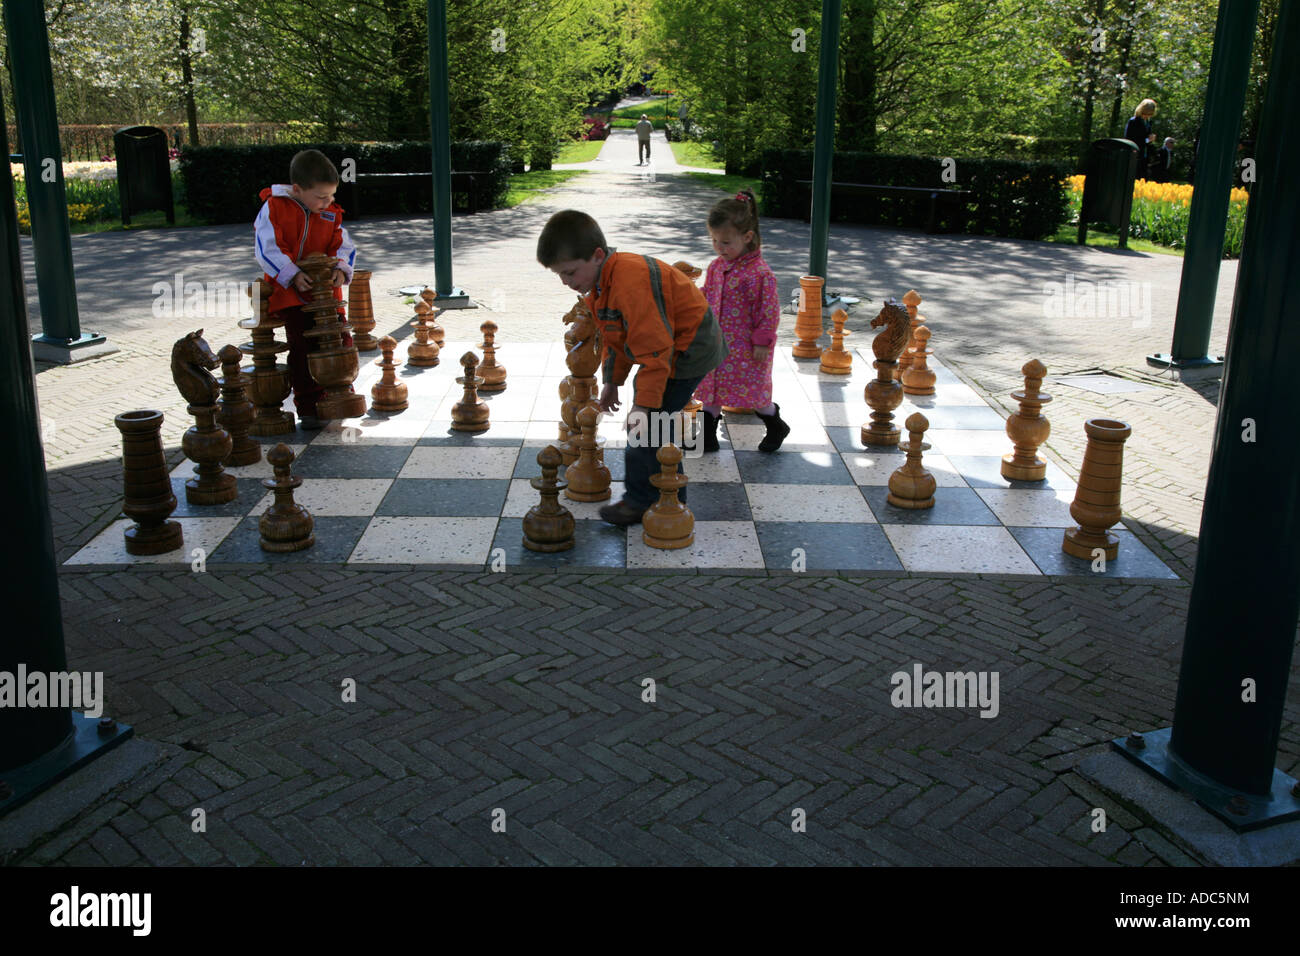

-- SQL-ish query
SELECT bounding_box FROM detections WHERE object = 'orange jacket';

[586,252,727,408]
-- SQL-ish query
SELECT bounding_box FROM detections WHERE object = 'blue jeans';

[623,375,702,510]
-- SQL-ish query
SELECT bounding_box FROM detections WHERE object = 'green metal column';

[1147,0,1258,374]
[426,0,466,307]
[2,0,109,363]
[808,0,842,292]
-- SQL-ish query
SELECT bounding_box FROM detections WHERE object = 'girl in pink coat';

[693,188,790,452]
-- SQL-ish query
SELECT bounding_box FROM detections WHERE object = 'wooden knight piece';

[348,269,378,351]
[523,445,575,553]
[565,405,611,502]
[820,308,852,374]
[171,329,238,505]
[887,413,936,509]
[419,288,445,346]
[299,253,366,419]
[217,344,261,466]
[370,335,409,413]
[642,443,694,549]
[239,278,295,435]
[793,274,825,358]
[1002,359,1052,481]
[1062,419,1131,561]
[406,295,441,367]
[451,351,490,432]
[115,409,183,555]
[259,443,314,552]
[900,326,937,396]
[861,300,911,446]
[896,289,926,379]
[478,320,507,392]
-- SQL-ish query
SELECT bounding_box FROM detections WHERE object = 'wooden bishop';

[1002,359,1052,481]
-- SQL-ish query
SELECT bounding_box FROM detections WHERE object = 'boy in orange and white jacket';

[253,148,358,429]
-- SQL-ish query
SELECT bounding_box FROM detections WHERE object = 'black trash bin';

[113,125,175,226]
[1077,137,1139,248]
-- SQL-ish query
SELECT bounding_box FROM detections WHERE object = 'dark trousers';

[280,305,353,417]
[623,375,702,510]
[638,139,651,163]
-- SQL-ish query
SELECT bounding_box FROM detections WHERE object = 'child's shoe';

[756,404,790,452]
[702,410,720,452]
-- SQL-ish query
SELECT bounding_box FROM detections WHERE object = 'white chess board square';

[170,447,307,479]
[842,450,967,487]
[399,446,520,479]
[882,525,1041,574]
[349,516,498,563]
[65,517,242,565]
[625,520,764,568]
[746,483,876,523]
[255,478,393,517]
[975,488,1077,527]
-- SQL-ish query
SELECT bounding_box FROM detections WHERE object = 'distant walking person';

[1123,98,1158,179]
[635,114,653,165]
[1152,137,1175,183]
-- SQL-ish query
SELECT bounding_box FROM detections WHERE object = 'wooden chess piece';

[217,344,261,466]
[896,289,926,378]
[370,335,409,412]
[348,269,378,351]
[793,274,825,358]
[299,253,366,419]
[171,329,238,505]
[115,409,183,555]
[1062,419,1131,561]
[820,308,852,374]
[683,399,703,421]
[671,260,702,280]
[523,445,576,553]
[240,278,295,435]
[557,378,575,453]
[887,413,936,509]
[565,405,611,502]
[259,442,314,552]
[1002,359,1052,481]
[900,326,937,396]
[420,288,445,346]
[478,320,507,392]
[642,443,694,549]
[861,300,910,446]
[451,351,490,432]
[406,296,441,367]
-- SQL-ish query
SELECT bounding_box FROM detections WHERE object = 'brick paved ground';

[14,133,1297,865]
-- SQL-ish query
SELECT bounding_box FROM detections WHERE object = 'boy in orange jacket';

[253,148,358,429]
[537,209,727,526]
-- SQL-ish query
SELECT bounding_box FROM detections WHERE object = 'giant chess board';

[69,336,1178,578]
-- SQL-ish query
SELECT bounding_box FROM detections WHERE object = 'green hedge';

[760,149,1070,240]
[179,141,513,224]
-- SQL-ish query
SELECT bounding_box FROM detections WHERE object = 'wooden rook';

[901,326,936,396]
[259,443,314,552]
[820,308,852,374]
[1002,359,1052,481]
[348,269,378,351]
[565,405,611,502]
[1063,419,1131,561]
[406,295,441,367]
[420,288,445,346]
[451,351,490,432]
[299,253,366,419]
[370,335,409,413]
[478,320,507,392]
[240,278,295,435]
[217,344,261,466]
[643,443,694,549]
[793,274,825,358]
[115,409,183,555]
[887,412,936,509]
[861,300,911,446]
[171,329,238,505]
[523,445,575,553]
[896,289,926,379]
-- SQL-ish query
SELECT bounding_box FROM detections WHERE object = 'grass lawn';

[1044,222,1182,256]
[504,169,587,208]
[609,97,676,128]
[681,172,764,209]
[555,140,605,164]
[668,140,723,170]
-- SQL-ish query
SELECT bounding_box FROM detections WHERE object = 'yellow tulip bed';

[1066,174,1250,257]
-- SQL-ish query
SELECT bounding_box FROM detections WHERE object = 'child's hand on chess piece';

[752,345,771,362]
[625,404,650,432]
[331,268,347,287]
[292,272,312,294]
[598,383,620,413]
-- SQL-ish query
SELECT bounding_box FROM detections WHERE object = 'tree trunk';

[1107,0,1138,137]
[1080,0,1108,145]
[178,8,200,146]
[839,0,877,153]
[385,0,428,140]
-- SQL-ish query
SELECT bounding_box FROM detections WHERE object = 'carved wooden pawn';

[370,335,409,413]
[523,445,575,552]
[406,299,440,367]
[419,288,445,346]
[451,351,490,432]
[565,405,611,502]
[172,329,238,505]
[299,253,366,419]
[1063,419,1131,561]
[793,275,825,358]
[115,410,183,555]
[217,344,261,466]
[896,289,925,379]
[1002,359,1052,481]
[901,326,937,396]
[240,278,295,435]
[820,308,852,374]
[643,443,694,550]
[259,443,314,552]
[887,413,936,509]
[478,320,507,392]
[347,269,378,351]
[861,300,910,446]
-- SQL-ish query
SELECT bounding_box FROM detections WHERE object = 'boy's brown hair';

[537,209,607,265]
[289,149,340,188]
[708,187,760,251]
